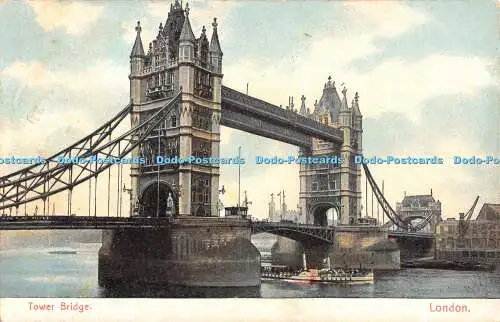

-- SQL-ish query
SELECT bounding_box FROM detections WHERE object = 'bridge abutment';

[98,217,260,288]
[395,236,435,260]
[270,226,400,270]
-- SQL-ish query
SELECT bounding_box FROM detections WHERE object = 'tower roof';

[401,195,436,208]
[179,3,195,42]
[314,76,342,120]
[130,21,145,58]
[209,18,223,54]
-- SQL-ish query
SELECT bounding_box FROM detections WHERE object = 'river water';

[1,240,500,298]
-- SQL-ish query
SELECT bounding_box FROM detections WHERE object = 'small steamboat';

[261,254,374,284]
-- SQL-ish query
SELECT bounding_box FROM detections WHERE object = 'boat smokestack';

[302,252,307,271]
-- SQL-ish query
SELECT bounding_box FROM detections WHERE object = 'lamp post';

[217,185,225,216]
[238,146,241,208]
[122,184,133,217]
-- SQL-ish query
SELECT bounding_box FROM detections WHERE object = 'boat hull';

[261,272,374,284]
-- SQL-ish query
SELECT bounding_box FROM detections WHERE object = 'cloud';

[0,60,129,165]
[220,2,498,220]
[28,1,104,35]
[343,1,429,38]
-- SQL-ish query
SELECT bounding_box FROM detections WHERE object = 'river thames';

[1,237,500,298]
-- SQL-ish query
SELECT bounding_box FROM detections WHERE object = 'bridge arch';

[311,203,340,227]
[139,180,178,217]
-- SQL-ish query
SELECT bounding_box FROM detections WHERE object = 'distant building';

[267,194,301,222]
[436,203,500,263]
[395,191,442,232]
[476,203,500,221]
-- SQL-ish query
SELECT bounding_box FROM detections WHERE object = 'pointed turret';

[339,85,351,128]
[299,95,307,116]
[210,18,223,73]
[340,85,349,111]
[179,3,195,43]
[130,21,145,58]
[351,92,362,134]
[158,22,163,36]
[130,21,145,103]
[352,92,361,116]
[210,18,223,54]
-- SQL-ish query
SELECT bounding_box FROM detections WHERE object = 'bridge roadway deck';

[251,221,435,243]
[0,216,249,230]
[0,216,435,240]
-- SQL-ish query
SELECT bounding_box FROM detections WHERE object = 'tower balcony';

[194,83,213,100]
[143,59,177,74]
[147,84,175,100]
[194,58,215,72]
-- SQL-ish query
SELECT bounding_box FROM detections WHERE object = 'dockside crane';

[457,196,480,248]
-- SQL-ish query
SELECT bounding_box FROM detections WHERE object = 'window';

[318,175,328,191]
[171,115,177,127]
[328,175,336,190]
[182,47,189,60]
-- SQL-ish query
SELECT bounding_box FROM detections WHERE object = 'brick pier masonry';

[272,226,400,270]
[98,217,261,287]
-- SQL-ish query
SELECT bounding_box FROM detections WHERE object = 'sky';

[0,0,498,221]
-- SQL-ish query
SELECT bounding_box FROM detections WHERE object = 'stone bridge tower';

[128,1,223,217]
[298,77,362,226]
[395,190,442,232]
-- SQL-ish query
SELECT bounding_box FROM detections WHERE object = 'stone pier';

[98,217,260,287]
[271,226,400,270]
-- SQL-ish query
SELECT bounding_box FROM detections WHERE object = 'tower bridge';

[0,0,436,287]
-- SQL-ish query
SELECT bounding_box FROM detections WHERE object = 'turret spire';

[210,17,223,55]
[179,3,195,42]
[340,85,349,111]
[130,21,145,58]
[299,95,307,115]
[352,92,361,116]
